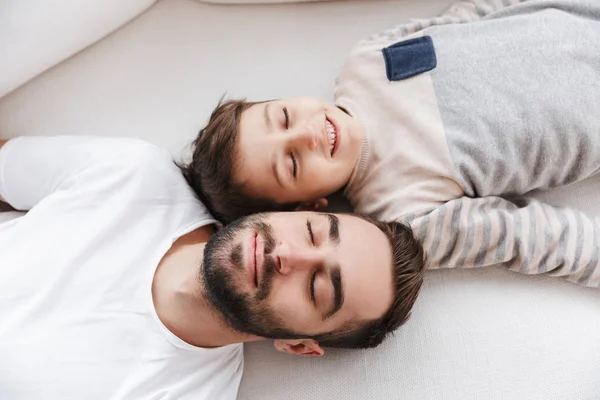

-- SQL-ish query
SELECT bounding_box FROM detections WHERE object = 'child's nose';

[288,124,318,151]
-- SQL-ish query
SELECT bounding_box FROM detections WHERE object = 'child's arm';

[407,195,600,288]
[370,0,528,42]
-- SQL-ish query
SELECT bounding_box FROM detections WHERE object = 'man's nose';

[274,240,322,275]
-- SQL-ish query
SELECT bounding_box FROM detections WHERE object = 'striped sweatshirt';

[334,0,600,288]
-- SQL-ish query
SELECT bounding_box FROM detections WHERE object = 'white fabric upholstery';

[0,0,157,98]
[195,0,331,3]
[0,0,599,399]
[0,0,455,158]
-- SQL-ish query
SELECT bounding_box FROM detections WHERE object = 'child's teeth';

[326,120,335,133]
[326,119,337,155]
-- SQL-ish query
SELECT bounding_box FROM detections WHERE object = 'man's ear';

[294,197,328,212]
[273,339,325,357]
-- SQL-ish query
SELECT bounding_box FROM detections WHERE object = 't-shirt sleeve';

[0,136,201,214]
[0,136,108,210]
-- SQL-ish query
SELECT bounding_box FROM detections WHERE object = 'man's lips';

[247,232,266,289]
[247,233,258,288]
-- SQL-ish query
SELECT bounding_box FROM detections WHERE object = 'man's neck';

[151,225,258,348]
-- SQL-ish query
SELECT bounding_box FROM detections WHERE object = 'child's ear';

[295,197,328,211]
[273,339,324,357]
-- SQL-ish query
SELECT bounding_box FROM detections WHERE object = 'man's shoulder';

[47,136,218,225]
[89,138,180,183]
[67,137,189,201]
[106,138,173,169]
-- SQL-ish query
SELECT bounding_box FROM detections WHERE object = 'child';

[181,0,600,288]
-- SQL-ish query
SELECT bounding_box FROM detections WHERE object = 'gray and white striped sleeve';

[409,195,600,288]
[370,0,527,42]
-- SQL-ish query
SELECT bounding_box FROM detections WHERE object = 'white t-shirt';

[0,136,244,400]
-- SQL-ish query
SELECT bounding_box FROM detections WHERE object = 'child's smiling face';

[233,97,364,208]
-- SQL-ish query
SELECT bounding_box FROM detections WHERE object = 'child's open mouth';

[326,117,338,156]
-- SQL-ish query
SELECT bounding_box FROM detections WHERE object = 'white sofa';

[1,1,599,399]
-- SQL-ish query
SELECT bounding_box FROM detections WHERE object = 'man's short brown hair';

[311,216,425,349]
[180,98,299,223]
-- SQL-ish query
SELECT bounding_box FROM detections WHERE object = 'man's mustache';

[231,220,277,301]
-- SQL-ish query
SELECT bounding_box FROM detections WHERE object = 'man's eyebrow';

[321,213,340,245]
[323,266,344,320]
[271,154,283,188]
[264,103,272,131]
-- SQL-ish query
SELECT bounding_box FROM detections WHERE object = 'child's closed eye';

[283,107,290,129]
[290,153,298,178]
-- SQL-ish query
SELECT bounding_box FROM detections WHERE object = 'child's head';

[182,97,364,222]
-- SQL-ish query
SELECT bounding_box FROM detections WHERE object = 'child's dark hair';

[180,98,300,223]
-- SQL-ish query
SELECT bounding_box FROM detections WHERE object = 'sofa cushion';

[0,0,158,98]
[1,0,599,399]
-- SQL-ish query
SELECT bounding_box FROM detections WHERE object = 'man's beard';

[201,214,302,339]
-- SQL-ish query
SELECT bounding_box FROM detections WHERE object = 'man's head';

[180,98,364,223]
[201,211,425,354]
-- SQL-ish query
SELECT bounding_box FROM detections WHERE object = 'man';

[0,136,424,399]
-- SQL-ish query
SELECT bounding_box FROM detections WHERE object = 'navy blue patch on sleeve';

[382,36,437,81]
